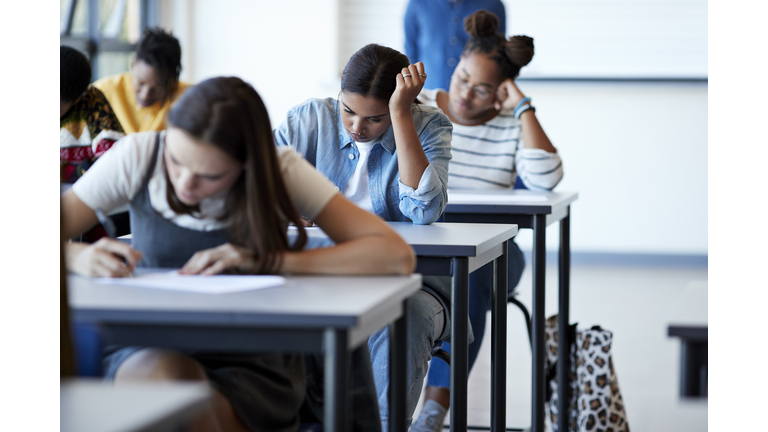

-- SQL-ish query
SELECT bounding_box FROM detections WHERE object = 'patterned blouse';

[60,86,125,183]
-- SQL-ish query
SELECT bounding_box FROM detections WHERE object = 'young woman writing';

[62,76,415,432]
[273,44,454,430]
[410,10,564,431]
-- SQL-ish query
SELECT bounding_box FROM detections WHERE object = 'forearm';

[519,110,557,153]
[279,234,415,275]
[391,111,429,188]
[64,242,88,271]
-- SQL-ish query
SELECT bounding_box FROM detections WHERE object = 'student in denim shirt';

[275,44,456,430]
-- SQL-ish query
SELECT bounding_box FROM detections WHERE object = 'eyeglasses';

[451,74,492,100]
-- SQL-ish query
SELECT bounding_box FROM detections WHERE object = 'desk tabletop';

[668,281,708,340]
[61,379,210,432]
[387,221,518,257]
[299,222,517,258]
[70,273,422,329]
[445,189,578,215]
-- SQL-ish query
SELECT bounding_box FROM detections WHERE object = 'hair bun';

[464,10,500,38]
[504,35,534,67]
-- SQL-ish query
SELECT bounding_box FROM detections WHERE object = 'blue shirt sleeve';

[397,108,453,224]
[273,104,321,167]
[273,110,294,148]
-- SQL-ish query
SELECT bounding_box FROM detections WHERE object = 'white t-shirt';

[342,141,374,212]
[72,131,339,231]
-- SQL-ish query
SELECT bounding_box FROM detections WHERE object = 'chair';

[431,291,532,366]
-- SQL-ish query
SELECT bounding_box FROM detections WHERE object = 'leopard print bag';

[545,315,629,432]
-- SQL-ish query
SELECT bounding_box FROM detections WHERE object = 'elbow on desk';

[385,238,417,275]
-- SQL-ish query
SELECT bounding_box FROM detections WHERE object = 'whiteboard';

[506,0,708,79]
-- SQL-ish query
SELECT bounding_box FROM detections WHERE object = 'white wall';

[161,0,708,256]
[163,0,341,127]
[512,81,707,255]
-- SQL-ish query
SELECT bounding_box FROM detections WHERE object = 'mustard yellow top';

[94,72,191,134]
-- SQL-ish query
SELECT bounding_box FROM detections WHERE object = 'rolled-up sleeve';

[515,146,564,191]
[398,111,453,224]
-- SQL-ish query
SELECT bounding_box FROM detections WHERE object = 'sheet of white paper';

[448,192,548,203]
[95,271,286,294]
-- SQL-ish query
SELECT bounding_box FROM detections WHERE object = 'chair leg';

[509,297,533,350]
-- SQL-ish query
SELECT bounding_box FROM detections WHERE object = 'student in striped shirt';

[412,10,563,431]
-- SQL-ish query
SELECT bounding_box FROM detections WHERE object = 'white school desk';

[60,379,211,432]
[667,281,708,398]
[443,189,578,432]
[68,272,422,432]
[301,221,519,432]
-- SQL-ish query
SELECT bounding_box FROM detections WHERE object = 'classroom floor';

[413,260,709,432]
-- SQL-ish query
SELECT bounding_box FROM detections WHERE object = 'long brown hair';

[462,10,534,81]
[166,77,308,273]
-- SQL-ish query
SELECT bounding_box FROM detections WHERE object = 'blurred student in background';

[405,0,506,91]
[61,46,126,241]
[94,27,190,133]
[411,10,564,432]
[60,45,124,184]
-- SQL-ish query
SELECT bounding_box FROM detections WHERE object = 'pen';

[95,208,134,277]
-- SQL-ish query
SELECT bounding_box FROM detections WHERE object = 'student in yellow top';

[94,27,190,133]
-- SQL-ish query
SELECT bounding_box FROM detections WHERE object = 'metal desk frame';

[443,191,578,432]
[391,222,517,432]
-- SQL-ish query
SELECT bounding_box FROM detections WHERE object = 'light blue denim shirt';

[274,97,452,224]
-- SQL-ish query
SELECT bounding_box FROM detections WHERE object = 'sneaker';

[409,400,447,432]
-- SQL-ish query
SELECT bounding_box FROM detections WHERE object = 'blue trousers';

[424,240,525,388]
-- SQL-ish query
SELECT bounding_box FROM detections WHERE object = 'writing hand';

[69,238,142,278]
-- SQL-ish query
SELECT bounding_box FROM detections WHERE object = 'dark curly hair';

[462,10,534,81]
[60,46,91,103]
[135,27,182,104]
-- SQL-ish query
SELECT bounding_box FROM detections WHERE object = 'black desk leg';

[680,340,708,398]
[531,214,547,432]
[325,329,350,432]
[390,301,408,432]
[451,257,469,432]
[558,212,571,432]
[492,241,509,432]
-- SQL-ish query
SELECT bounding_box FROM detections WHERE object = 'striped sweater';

[418,89,563,190]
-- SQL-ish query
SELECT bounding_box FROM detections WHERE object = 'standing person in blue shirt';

[405,0,506,91]
[274,43,454,430]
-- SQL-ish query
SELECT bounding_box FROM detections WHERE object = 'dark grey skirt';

[104,347,305,432]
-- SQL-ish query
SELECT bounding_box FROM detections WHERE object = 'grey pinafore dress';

[102,134,305,432]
